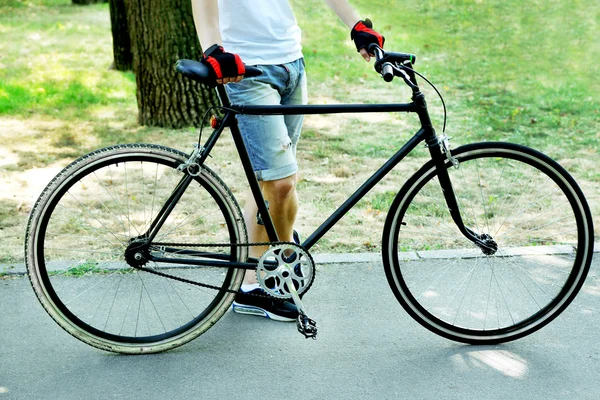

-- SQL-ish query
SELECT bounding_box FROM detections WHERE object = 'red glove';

[351,19,385,52]
[201,44,245,80]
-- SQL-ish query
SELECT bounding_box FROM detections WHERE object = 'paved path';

[1,255,599,400]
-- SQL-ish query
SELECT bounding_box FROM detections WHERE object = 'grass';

[0,0,598,262]
[298,0,599,150]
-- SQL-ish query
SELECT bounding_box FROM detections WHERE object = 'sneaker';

[282,229,301,262]
[232,288,299,322]
[272,229,301,264]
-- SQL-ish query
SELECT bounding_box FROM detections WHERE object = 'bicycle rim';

[383,142,593,344]
[26,144,246,353]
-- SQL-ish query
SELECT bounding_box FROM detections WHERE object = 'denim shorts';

[225,58,307,181]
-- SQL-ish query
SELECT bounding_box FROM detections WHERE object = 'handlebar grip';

[367,44,394,82]
[368,43,384,61]
[381,63,394,82]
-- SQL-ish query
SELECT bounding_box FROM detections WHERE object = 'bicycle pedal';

[296,313,317,340]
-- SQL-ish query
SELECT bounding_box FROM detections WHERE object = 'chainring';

[256,243,315,299]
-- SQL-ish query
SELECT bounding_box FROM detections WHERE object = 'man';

[191,0,384,321]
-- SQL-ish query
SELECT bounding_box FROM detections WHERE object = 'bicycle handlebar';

[177,45,417,87]
[371,46,395,82]
[175,59,262,86]
[368,44,417,84]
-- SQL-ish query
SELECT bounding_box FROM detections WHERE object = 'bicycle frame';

[222,82,431,243]
[147,77,488,268]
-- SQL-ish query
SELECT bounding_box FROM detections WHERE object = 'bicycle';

[25,45,595,354]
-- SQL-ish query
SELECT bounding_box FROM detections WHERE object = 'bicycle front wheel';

[383,142,594,344]
[26,144,247,354]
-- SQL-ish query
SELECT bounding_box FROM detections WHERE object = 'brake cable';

[403,64,448,134]
[389,62,448,134]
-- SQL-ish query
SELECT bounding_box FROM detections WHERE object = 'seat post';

[216,85,232,108]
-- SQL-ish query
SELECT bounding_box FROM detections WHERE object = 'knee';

[263,175,297,202]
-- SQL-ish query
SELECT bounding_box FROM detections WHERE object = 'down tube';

[303,129,426,250]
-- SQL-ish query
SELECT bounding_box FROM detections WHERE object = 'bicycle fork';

[425,134,498,255]
[407,78,498,256]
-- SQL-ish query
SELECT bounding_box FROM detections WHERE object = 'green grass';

[295,0,599,154]
[0,2,136,119]
[0,0,598,259]
[2,0,597,152]
[47,262,134,277]
[63,262,102,277]
[368,191,397,212]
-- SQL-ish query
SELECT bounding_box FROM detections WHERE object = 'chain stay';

[138,241,302,299]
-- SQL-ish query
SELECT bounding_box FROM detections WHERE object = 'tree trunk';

[107,0,132,71]
[123,0,218,128]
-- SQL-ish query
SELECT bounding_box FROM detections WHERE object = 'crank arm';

[282,274,318,339]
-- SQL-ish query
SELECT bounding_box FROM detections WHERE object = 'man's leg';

[232,173,301,322]
[243,173,298,284]
[229,60,306,320]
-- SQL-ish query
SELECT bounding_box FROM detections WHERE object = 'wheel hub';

[477,233,498,256]
[124,238,151,267]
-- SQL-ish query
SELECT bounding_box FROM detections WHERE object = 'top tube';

[228,102,419,116]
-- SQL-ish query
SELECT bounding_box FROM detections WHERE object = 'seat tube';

[215,85,280,242]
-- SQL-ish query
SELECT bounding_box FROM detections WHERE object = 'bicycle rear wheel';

[383,142,594,344]
[26,144,247,353]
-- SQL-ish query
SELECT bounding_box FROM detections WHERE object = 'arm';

[323,0,384,61]
[191,0,243,83]
[323,0,361,28]
[191,0,222,49]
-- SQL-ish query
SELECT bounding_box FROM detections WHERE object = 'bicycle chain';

[136,241,301,299]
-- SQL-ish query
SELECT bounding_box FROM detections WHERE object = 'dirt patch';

[0,117,79,262]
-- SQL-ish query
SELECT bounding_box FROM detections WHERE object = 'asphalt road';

[1,255,599,400]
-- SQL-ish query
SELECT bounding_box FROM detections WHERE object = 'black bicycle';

[25,45,594,354]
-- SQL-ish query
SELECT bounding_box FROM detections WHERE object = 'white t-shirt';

[218,0,303,65]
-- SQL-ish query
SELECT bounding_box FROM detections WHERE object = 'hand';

[359,48,371,62]
[201,44,245,84]
[351,19,385,62]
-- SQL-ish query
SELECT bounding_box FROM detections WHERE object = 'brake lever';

[395,65,419,90]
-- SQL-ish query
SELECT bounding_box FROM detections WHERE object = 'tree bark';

[107,0,132,71]
[123,0,218,128]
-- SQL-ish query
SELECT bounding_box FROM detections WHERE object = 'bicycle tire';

[25,144,247,354]
[382,142,593,344]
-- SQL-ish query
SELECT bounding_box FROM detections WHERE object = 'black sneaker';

[282,229,301,262]
[232,288,299,322]
[272,230,302,268]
